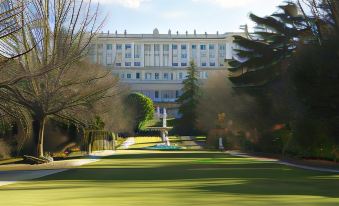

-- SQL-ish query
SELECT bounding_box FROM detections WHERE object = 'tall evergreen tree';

[177,60,201,134]
[229,2,311,87]
[227,0,339,157]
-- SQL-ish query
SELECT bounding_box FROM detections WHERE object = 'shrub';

[126,93,154,131]
[0,139,11,159]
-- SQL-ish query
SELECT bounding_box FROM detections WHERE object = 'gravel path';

[0,150,115,187]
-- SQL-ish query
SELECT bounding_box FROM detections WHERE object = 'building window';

[192,45,196,49]
[155,91,159,98]
[144,44,152,67]
[209,44,215,50]
[116,63,121,67]
[200,45,206,50]
[134,62,141,66]
[172,63,178,66]
[125,62,131,67]
[176,90,180,98]
[127,74,132,79]
[219,44,226,50]
[116,44,122,50]
[155,44,160,61]
[106,44,112,50]
[120,73,125,79]
[179,72,183,79]
[172,44,178,50]
[145,73,152,80]
[181,63,187,67]
[163,44,169,51]
[136,73,140,79]
[181,54,187,59]
[125,53,132,58]
[134,44,141,58]
[163,73,169,80]
[202,62,207,67]
[161,91,176,99]
[155,73,160,80]
[155,44,160,52]
[181,45,187,50]
[210,62,215,66]
[125,44,132,49]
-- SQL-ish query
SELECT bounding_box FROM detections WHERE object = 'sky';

[88,0,285,34]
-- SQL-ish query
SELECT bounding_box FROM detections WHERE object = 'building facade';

[88,29,242,115]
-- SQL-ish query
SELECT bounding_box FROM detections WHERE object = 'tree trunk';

[33,116,46,157]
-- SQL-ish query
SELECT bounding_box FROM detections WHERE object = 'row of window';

[137,90,180,100]
[99,43,226,52]
[154,90,180,99]
[102,43,225,64]
[115,62,141,67]
[116,52,220,59]
[115,62,218,67]
[120,71,208,80]
[120,72,186,80]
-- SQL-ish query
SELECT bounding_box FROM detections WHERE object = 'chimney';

[217,31,219,36]
[176,31,179,35]
[168,29,171,35]
[124,30,127,35]
[186,31,188,36]
[194,29,196,36]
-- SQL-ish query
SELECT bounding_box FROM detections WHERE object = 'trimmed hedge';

[126,92,154,131]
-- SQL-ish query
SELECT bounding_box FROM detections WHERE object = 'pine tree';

[229,2,311,87]
[177,60,201,134]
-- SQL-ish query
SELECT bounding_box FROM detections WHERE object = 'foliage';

[229,2,310,87]
[224,0,339,160]
[177,60,201,134]
[0,139,11,159]
[292,38,339,144]
[126,92,154,131]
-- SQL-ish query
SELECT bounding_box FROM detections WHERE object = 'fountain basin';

[142,144,184,151]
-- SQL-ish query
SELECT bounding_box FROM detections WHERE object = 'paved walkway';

[118,137,135,149]
[0,150,115,187]
[227,151,339,173]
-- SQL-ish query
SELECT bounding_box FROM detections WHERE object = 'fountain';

[144,108,182,150]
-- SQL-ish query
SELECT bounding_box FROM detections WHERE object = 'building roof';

[97,30,243,40]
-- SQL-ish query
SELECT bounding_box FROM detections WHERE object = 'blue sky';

[89,0,285,34]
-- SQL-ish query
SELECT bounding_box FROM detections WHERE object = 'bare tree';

[1,0,114,158]
[0,1,34,149]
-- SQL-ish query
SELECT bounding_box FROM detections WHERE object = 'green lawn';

[1,151,339,205]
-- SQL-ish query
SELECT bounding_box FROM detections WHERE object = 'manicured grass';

[1,151,339,205]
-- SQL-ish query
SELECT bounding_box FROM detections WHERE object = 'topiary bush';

[126,92,154,131]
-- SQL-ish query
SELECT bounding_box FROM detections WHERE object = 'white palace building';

[88,28,243,115]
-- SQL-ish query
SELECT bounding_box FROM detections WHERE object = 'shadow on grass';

[2,152,339,198]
